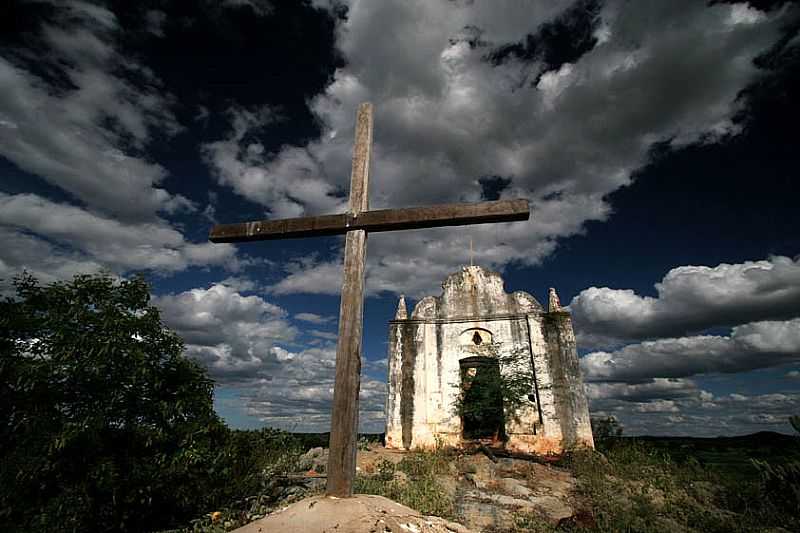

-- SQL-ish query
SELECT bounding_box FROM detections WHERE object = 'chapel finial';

[395,294,408,320]
[548,287,562,312]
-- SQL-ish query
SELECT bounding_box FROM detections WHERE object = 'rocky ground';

[237,444,591,532]
[454,453,588,530]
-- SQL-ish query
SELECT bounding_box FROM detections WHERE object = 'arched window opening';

[459,328,493,345]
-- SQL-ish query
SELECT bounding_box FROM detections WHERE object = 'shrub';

[590,416,624,446]
[209,427,304,505]
[0,273,225,532]
[397,450,452,477]
[567,438,800,533]
[752,415,800,514]
[451,347,536,439]
[354,449,455,519]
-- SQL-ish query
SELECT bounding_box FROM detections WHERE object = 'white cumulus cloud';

[239,344,386,432]
[155,282,298,384]
[0,193,239,289]
[569,256,800,348]
[581,317,800,383]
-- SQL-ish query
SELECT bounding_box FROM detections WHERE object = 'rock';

[466,454,496,484]
[457,499,514,531]
[232,494,475,533]
[528,495,574,525]
[455,455,580,531]
[298,447,327,471]
[392,470,409,484]
[485,492,536,509]
[464,473,487,490]
[435,475,459,501]
[533,476,574,496]
[495,458,532,478]
[497,477,533,498]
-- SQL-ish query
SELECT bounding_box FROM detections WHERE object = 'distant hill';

[633,431,799,444]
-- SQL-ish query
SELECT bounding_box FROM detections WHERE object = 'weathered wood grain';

[325,102,372,498]
[208,199,530,243]
[325,229,366,497]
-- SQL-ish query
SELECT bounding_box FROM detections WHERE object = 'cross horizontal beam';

[209,198,530,243]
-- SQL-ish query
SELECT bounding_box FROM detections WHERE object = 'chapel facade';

[385,266,594,454]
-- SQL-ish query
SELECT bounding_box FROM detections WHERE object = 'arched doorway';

[459,356,506,443]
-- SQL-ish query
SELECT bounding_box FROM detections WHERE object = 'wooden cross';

[209,103,529,497]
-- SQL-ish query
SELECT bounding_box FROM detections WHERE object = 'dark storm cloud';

[575,255,800,435]
[2,0,797,436]
[0,0,189,221]
[0,193,238,296]
[585,378,703,403]
[0,1,246,287]
[488,0,602,72]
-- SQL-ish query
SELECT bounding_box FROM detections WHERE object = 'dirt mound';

[232,494,474,533]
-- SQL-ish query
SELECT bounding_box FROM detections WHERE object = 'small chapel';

[385,266,594,454]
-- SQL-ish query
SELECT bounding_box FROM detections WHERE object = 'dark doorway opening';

[459,356,506,442]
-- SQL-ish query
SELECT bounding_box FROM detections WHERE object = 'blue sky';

[1,0,799,437]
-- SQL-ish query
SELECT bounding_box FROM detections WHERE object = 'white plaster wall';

[526,314,563,452]
[408,317,542,449]
[384,323,404,448]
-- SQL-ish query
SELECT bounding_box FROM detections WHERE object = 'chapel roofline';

[404,265,545,320]
[389,311,545,324]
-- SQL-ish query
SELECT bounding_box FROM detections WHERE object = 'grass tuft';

[561,438,800,533]
[354,448,456,518]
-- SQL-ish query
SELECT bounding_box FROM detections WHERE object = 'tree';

[591,416,624,440]
[0,272,226,532]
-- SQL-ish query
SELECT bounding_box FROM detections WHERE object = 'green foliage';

[167,428,307,533]
[509,512,558,532]
[397,450,452,477]
[209,428,304,506]
[590,416,623,443]
[0,272,225,532]
[354,449,455,519]
[565,438,800,533]
[374,458,397,481]
[451,348,536,437]
[751,415,800,516]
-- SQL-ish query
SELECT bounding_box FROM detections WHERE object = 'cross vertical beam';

[326,102,373,497]
[207,102,531,499]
